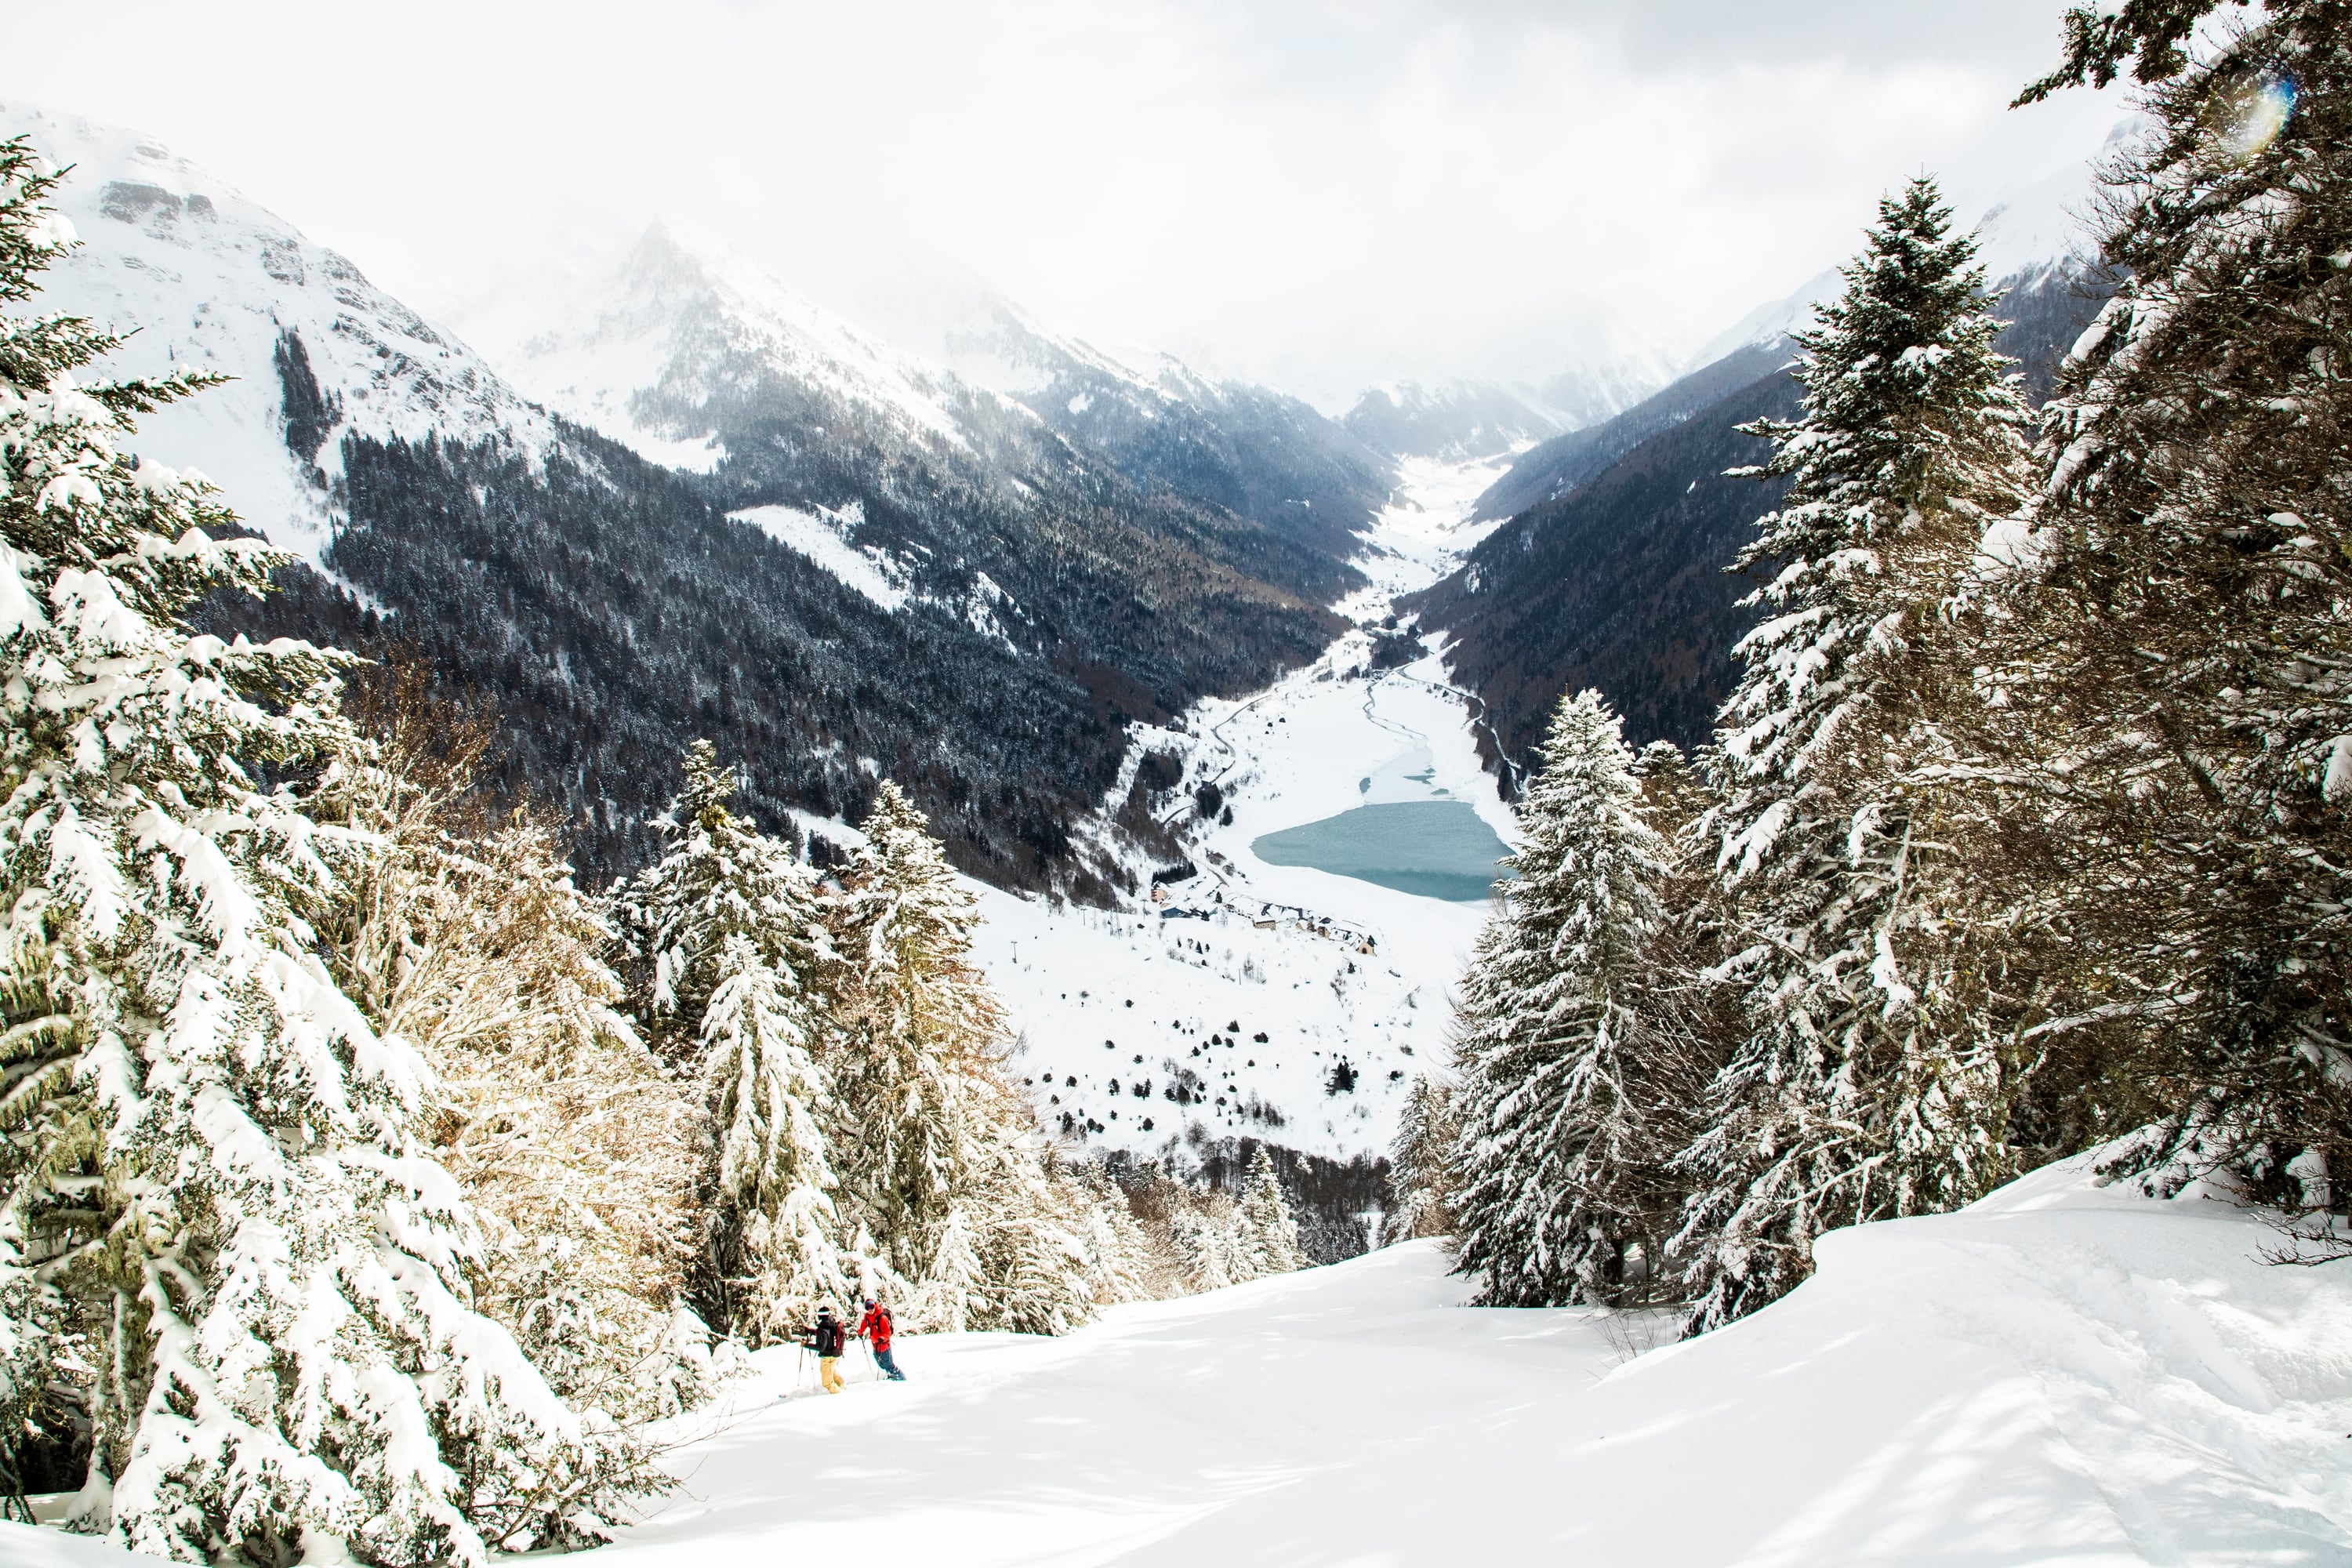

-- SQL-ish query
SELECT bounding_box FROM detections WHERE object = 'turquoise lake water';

[1250,800,1512,904]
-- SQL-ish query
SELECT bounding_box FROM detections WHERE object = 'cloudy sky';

[3,1,2122,405]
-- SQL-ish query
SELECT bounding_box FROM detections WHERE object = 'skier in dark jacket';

[804,1305,848,1393]
[855,1298,905,1381]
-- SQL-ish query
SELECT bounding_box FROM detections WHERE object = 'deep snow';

[11,1152,2346,1566]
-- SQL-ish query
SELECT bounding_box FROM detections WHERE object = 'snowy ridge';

[2,101,556,567]
[477,220,1040,470]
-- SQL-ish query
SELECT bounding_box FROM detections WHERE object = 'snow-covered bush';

[323,666,708,1423]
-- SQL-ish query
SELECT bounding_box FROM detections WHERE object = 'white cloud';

[1,0,2124,405]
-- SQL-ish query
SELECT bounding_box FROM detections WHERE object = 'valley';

[963,456,1519,1189]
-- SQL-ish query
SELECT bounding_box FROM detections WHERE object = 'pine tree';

[616,740,831,1060]
[0,139,648,1562]
[1992,0,2352,1211]
[1237,1149,1305,1275]
[1387,1076,1459,1242]
[1448,690,1675,1308]
[618,747,847,1338]
[1675,178,2034,1331]
[699,935,846,1340]
[1069,1160,1155,1305]
[830,783,1007,1279]
[913,1206,985,1333]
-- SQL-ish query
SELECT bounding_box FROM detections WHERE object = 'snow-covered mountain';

[2,102,552,571]
[473,223,1392,575]
[1517,336,1682,430]
[10,103,1364,895]
[1341,379,1558,461]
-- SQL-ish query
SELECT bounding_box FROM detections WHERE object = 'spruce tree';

[1238,1149,1305,1275]
[0,139,646,1563]
[1676,178,2033,1331]
[616,740,831,1059]
[617,746,847,1338]
[1387,1076,1458,1241]
[1448,690,1675,1308]
[831,782,1007,1278]
[914,1206,985,1333]
[1994,0,2352,1210]
[699,935,845,1338]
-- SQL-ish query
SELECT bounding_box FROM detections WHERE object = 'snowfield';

[9,1143,2346,1566]
[476,1158,2352,1567]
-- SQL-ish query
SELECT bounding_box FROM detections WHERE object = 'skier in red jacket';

[855,1297,906,1381]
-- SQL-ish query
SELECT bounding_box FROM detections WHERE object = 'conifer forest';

[1,1,2347,1563]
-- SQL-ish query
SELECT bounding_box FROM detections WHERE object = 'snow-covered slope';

[15,1150,2343,1566]
[1,101,552,568]
[478,220,1005,476]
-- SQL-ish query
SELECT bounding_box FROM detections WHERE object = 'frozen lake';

[1251,799,1512,904]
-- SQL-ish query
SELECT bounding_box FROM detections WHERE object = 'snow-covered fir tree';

[913,1205,985,1333]
[617,746,848,1338]
[1387,1076,1459,1241]
[1069,1160,1156,1305]
[699,935,846,1340]
[0,138,652,1562]
[833,784,1098,1332]
[1448,690,1676,1307]
[1675,177,2034,1331]
[1238,1149,1305,1276]
[1993,0,2352,1212]
[831,782,1005,1273]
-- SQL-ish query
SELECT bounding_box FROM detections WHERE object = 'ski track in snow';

[969,456,1521,1169]
[547,1160,2348,1567]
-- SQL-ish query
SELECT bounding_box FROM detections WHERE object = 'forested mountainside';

[919,296,1399,564]
[496,225,1382,605]
[1410,260,2112,774]
[21,104,1355,891]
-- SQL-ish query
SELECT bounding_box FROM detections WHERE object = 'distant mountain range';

[8,103,1384,895]
[1406,165,2118,779]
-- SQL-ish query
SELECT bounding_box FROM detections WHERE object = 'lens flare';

[2217,71,2296,162]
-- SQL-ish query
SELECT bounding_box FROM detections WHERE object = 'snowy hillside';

[0,101,552,568]
[13,1151,2300,1568]
[471,1156,2352,1565]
